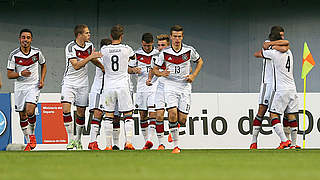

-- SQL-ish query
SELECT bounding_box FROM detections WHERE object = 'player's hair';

[100,38,112,48]
[270,26,284,33]
[111,24,124,40]
[170,25,183,35]
[74,24,88,38]
[268,32,282,41]
[156,34,170,43]
[142,33,153,43]
[19,29,33,37]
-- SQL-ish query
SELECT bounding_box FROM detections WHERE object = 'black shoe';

[112,145,120,150]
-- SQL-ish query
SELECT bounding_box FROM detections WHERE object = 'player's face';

[170,31,183,47]
[142,41,153,53]
[157,40,169,51]
[280,31,285,40]
[19,32,32,49]
[80,27,91,42]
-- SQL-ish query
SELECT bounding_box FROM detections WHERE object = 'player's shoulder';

[66,40,77,51]
[31,46,41,52]
[161,46,171,52]
[9,47,20,56]
[134,47,143,54]
[182,43,197,51]
[85,41,94,46]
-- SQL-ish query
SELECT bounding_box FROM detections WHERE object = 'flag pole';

[303,77,306,148]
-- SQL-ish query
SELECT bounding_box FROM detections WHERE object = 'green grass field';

[1,149,320,180]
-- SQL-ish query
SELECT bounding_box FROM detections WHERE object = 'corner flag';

[301,42,315,79]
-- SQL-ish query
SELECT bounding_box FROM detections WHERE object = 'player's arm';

[263,40,289,50]
[70,50,103,70]
[7,69,31,79]
[272,45,290,53]
[0,74,2,88]
[146,69,154,86]
[153,65,170,77]
[91,58,105,73]
[38,63,47,89]
[185,58,203,83]
[128,66,141,74]
[254,50,263,58]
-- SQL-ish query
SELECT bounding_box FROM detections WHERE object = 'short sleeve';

[128,58,136,67]
[155,52,165,67]
[151,54,158,68]
[38,51,46,64]
[7,53,15,70]
[66,45,76,60]
[262,49,274,60]
[128,46,135,60]
[190,47,200,62]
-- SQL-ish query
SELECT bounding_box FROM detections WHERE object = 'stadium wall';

[1,0,320,93]
[9,93,320,150]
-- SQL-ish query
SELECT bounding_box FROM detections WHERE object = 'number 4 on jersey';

[285,56,290,72]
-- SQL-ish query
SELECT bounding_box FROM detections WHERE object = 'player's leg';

[282,113,291,140]
[61,85,76,149]
[102,112,114,150]
[112,110,121,150]
[156,109,165,150]
[15,90,30,143]
[139,110,149,143]
[287,113,298,148]
[25,102,37,149]
[88,109,103,150]
[250,104,268,149]
[166,91,180,153]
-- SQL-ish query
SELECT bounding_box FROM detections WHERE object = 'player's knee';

[271,117,281,126]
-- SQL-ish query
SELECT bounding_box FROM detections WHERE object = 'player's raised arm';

[272,45,290,53]
[263,40,289,50]
[254,49,264,58]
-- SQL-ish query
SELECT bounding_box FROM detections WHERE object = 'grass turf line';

[0,149,320,180]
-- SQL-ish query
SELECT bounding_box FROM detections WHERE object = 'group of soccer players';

[251,26,300,149]
[6,24,300,152]
[7,24,204,153]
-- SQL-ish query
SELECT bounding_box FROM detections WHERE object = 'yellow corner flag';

[301,42,316,149]
[301,42,315,79]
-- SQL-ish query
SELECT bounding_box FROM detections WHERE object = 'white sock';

[273,123,287,142]
[290,127,298,146]
[141,127,149,142]
[102,118,113,147]
[149,123,156,140]
[113,128,120,147]
[283,126,291,140]
[29,123,35,135]
[90,124,100,143]
[64,122,73,143]
[21,125,31,143]
[75,124,84,142]
[251,126,261,144]
[157,132,165,146]
[124,118,134,144]
[170,127,179,147]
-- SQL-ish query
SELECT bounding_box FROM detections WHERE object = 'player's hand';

[90,48,103,59]
[263,42,271,50]
[133,67,142,74]
[38,80,44,89]
[184,74,195,83]
[146,79,152,86]
[21,69,31,77]
[101,68,105,74]
[161,69,170,77]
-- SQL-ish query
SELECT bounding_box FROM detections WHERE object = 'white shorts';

[135,92,156,111]
[14,85,40,112]
[165,91,191,114]
[155,82,165,110]
[61,85,89,107]
[269,90,299,115]
[258,83,273,106]
[99,87,133,112]
[88,92,101,111]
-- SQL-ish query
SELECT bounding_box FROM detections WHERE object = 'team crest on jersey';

[32,56,38,62]
[15,53,40,66]
[182,54,188,61]
[61,96,64,100]
[164,50,191,64]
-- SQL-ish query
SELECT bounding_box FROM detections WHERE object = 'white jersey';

[101,43,135,89]
[90,58,104,94]
[262,49,296,91]
[155,43,200,93]
[261,40,273,84]
[62,40,94,87]
[7,47,46,91]
[129,47,159,92]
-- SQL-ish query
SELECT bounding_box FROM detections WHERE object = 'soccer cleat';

[289,145,302,150]
[88,141,100,150]
[24,144,32,151]
[124,143,135,150]
[276,140,291,149]
[66,140,76,150]
[295,145,302,149]
[112,145,120,150]
[171,146,181,154]
[75,140,83,150]
[157,144,165,150]
[104,146,112,151]
[29,135,37,149]
[168,133,173,143]
[142,141,153,150]
[250,143,257,149]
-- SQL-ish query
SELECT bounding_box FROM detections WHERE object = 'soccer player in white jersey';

[129,33,159,150]
[255,32,298,149]
[99,24,140,150]
[250,26,291,149]
[88,38,112,150]
[154,25,203,153]
[146,34,170,150]
[61,24,104,150]
[7,29,47,151]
